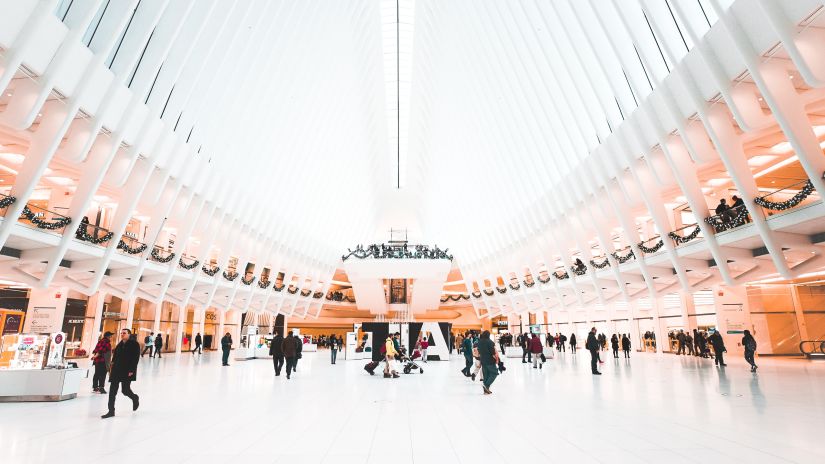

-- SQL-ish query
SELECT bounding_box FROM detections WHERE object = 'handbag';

[497,361,506,372]
[540,353,546,363]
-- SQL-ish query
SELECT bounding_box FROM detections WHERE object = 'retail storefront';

[0,287,29,336]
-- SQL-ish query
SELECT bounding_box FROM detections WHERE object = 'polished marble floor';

[1,348,824,464]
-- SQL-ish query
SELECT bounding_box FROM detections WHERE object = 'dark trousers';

[285,356,296,376]
[107,380,137,412]
[462,355,473,375]
[559,343,565,352]
[623,349,630,358]
[294,356,300,370]
[141,345,153,357]
[222,348,230,365]
[92,362,107,390]
[612,348,619,358]
[331,348,338,364]
[482,363,498,389]
[273,355,284,374]
[522,348,531,362]
[589,349,599,373]
[154,346,162,358]
[745,349,756,368]
[571,344,576,353]
[714,349,725,366]
[192,344,202,354]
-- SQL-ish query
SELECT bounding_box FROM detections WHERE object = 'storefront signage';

[205,313,217,321]
[26,306,62,333]
[103,311,124,318]
[2,314,22,334]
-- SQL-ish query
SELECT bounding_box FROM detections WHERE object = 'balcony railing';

[149,245,176,263]
[18,203,72,234]
[0,193,17,216]
[75,220,114,245]
[704,204,750,233]
[178,254,200,270]
[668,223,702,246]
[611,245,635,264]
[637,235,664,254]
[755,178,819,217]
[117,235,147,255]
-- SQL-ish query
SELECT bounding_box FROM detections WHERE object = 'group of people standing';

[140,332,164,358]
[267,330,304,378]
[459,331,502,395]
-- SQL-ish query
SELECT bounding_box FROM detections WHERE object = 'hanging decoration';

[287,285,298,294]
[0,195,16,209]
[74,218,114,244]
[274,283,285,292]
[300,289,311,297]
[241,275,255,286]
[326,290,344,301]
[471,291,482,299]
[705,206,749,233]
[202,264,220,276]
[754,180,815,211]
[313,291,324,299]
[590,257,610,269]
[668,225,701,245]
[537,275,552,284]
[522,280,535,287]
[483,289,494,297]
[258,279,272,289]
[342,243,453,261]
[223,270,239,281]
[150,247,176,263]
[117,239,147,255]
[637,239,664,254]
[21,206,72,230]
[495,286,507,294]
[553,270,570,280]
[611,249,635,264]
[178,258,200,270]
[570,262,587,276]
[440,294,471,303]
[509,283,521,291]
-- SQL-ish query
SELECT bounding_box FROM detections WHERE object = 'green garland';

[273,283,285,292]
[202,264,220,276]
[118,239,147,254]
[668,225,701,245]
[150,248,176,263]
[75,220,114,244]
[0,195,16,209]
[21,206,71,230]
[223,270,239,281]
[611,249,635,263]
[590,257,610,269]
[258,279,272,289]
[637,239,664,254]
[754,180,814,211]
[178,258,200,270]
[313,291,324,299]
[241,275,255,285]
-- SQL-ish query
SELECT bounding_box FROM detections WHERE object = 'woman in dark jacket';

[221,332,232,366]
[91,331,112,394]
[621,334,631,358]
[742,330,758,372]
[154,333,163,358]
[610,334,619,358]
[569,333,577,353]
[102,329,140,418]
[529,334,544,369]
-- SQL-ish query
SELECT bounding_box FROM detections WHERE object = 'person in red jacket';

[530,333,544,369]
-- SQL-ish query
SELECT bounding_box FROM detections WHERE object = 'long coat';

[110,338,140,383]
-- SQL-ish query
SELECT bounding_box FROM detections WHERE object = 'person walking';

[461,332,474,377]
[153,333,163,358]
[91,331,113,394]
[270,331,284,375]
[221,332,232,366]
[282,331,298,379]
[330,333,339,365]
[420,334,429,363]
[530,333,544,369]
[708,330,727,367]
[383,335,400,379]
[141,332,154,357]
[610,334,619,359]
[101,329,140,419]
[559,333,567,352]
[586,327,601,375]
[191,332,202,355]
[621,334,631,358]
[742,330,758,372]
[477,330,500,395]
[570,333,577,353]
[293,335,303,372]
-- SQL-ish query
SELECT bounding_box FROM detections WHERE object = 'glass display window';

[0,333,51,370]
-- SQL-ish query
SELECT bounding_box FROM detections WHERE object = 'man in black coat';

[708,330,727,367]
[586,327,601,375]
[269,331,285,375]
[102,328,140,418]
[282,331,298,379]
[192,332,202,355]
[154,333,163,358]
[221,332,232,366]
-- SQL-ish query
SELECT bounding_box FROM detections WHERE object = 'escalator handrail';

[799,340,825,355]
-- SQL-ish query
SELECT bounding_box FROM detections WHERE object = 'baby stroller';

[398,346,424,374]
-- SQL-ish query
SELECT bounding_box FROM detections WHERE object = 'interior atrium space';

[2,0,825,462]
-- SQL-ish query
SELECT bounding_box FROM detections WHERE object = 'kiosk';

[0,332,85,402]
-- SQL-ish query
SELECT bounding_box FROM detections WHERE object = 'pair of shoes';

[101,411,115,419]
[392,373,400,379]
[99,389,107,394]
[471,373,476,381]
[482,385,492,395]
[132,395,139,411]
[720,363,727,367]
[287,375,290,379]
[533,366,537,369]
[592,371,602,375]
[384,373,392,378]
[522,360,527,363]
[539,364,543,370]
[92,388,99,393]
[222,363,229,366]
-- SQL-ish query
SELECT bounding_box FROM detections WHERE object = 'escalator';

[799,340,825,359]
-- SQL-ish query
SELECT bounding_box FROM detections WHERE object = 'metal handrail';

[757,178,812,199]
[19,203,72,233]
[799,340,825,355]
[640,235,661,245]
[76,220,114,242]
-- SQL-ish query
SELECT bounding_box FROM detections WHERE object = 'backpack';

[745,338,756,351]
